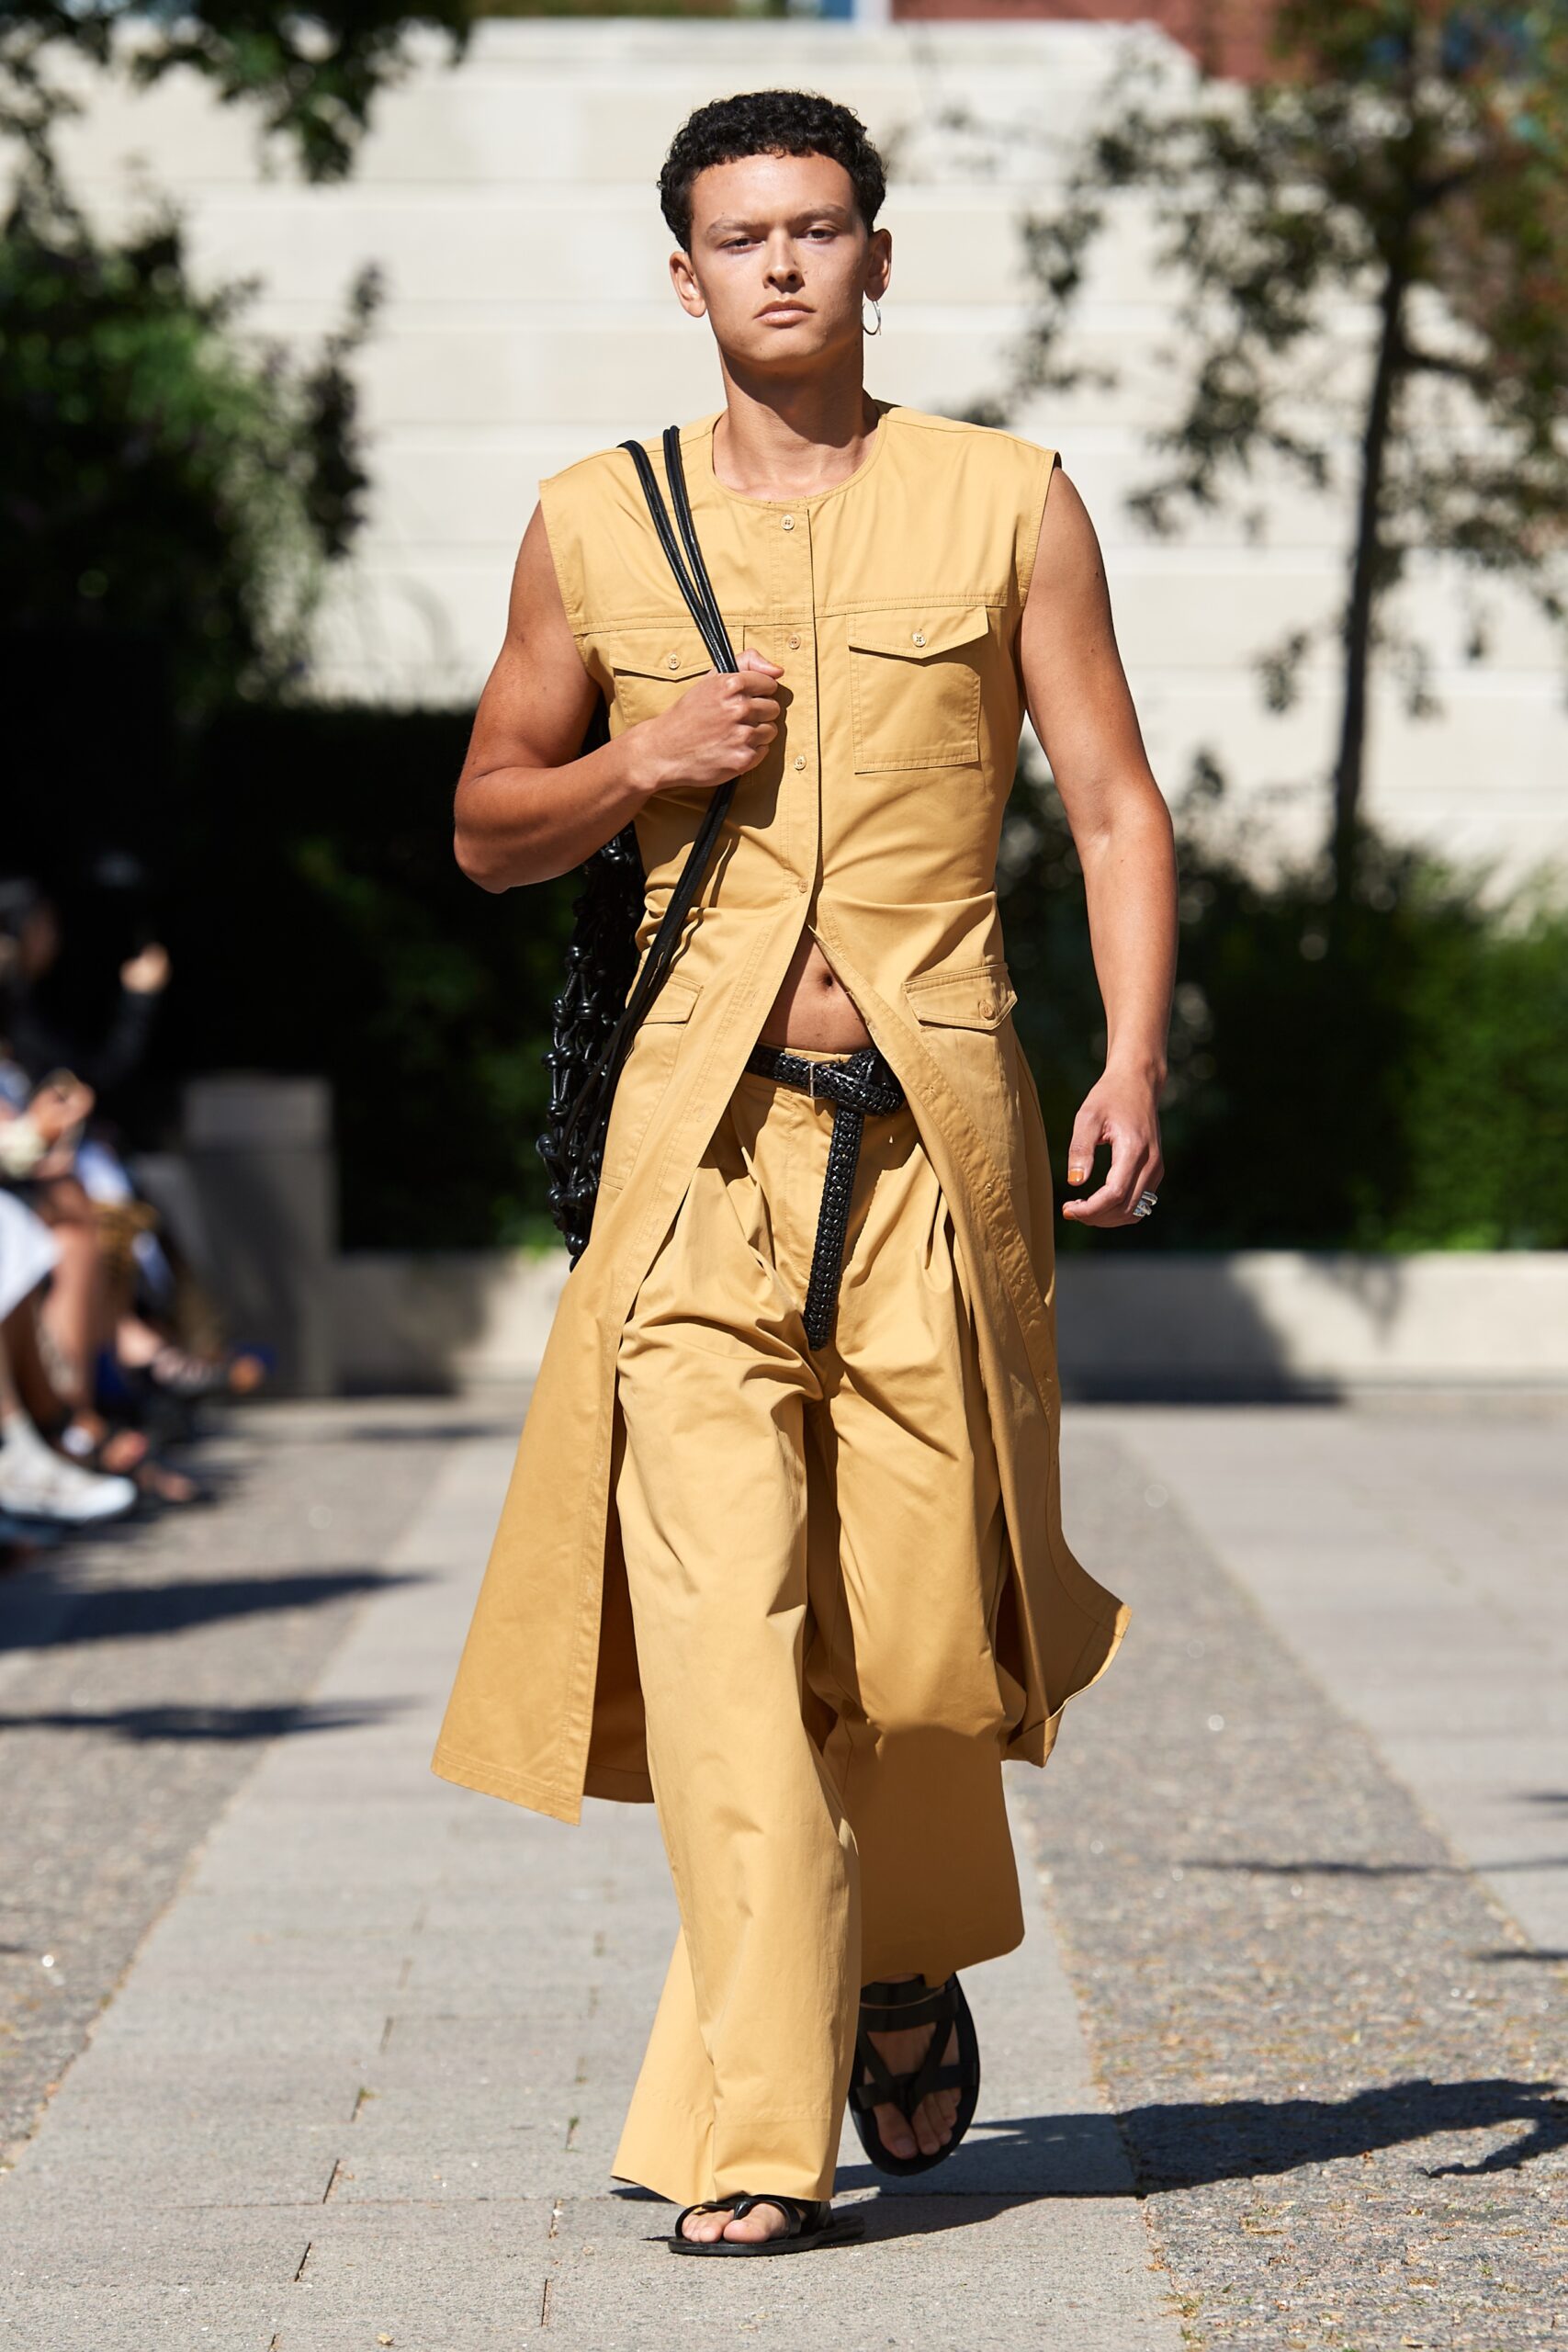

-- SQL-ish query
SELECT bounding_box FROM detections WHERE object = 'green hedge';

[163,702,580,1249]
[999,773,1568,1251]
[152,705,1568,1252]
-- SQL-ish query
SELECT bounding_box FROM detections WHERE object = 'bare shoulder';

[511,499,564,608]
[460,499,595,785]
[1027,467,1109,609]
[505,500,578,657]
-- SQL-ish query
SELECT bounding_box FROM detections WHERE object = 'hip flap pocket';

[902,958,1023,1199]
[902,958,1018,1030]
[846,605,989,774]
[597,973,702,1198]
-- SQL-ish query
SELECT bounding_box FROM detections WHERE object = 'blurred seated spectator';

[0,1188,136,1542]
[1,875,268,1516]
[0,880,168,1102]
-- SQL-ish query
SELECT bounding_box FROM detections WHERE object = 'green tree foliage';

[998,756,1568,1251]
[992,0,1568,896]
[0,178,380,720]
[1,1,470,185]
[1,0,470,720]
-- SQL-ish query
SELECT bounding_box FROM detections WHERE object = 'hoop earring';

[862,294,883,337]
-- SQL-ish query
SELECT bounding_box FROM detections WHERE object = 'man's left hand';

[1062,1071,1164,1229]
[121,944,171,994]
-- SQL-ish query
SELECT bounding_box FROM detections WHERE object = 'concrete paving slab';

[537,2188,1179,2352]
[0,1405,460,2161]
[267,2199,558,2346]
[0,2280,291,2350]
[0,2182,310,2285]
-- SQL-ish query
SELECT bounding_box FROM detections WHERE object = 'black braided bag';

[537,427,742,1262]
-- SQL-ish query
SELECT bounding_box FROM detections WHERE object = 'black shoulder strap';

[617,428,738,673]
[557,429,740,1144]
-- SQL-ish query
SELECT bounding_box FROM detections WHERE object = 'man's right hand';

[30,1076,96,1141]
[631,648,784,796]
[455,503,786,890]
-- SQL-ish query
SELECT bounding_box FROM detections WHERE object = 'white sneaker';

[0,1415,137,1524]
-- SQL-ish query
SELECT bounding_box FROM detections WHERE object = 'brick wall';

[889,0,1280,82]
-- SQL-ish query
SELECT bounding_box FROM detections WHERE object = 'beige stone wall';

[43,19,1568,880]
[330,1246,1568,1394]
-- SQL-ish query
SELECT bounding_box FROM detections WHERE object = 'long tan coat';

[430,401,1129,1826]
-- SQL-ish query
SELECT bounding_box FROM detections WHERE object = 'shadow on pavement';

[0,1566,433,1654]
[1111,2075,1568,2188]
[1187,1851,1568,1881]
[0,1695,415,1743]
[602,2068,1568,2247]
[834,2109,1133,2200]
[333,1419,525,1444]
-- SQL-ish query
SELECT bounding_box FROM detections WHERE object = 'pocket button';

[912,630,927,648]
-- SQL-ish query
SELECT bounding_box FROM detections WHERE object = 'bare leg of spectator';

[28,1174,106,1414]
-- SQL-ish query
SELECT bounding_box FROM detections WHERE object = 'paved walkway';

[1,1396,1563,2348]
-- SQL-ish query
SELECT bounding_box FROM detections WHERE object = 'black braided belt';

[743,1041,907,1351]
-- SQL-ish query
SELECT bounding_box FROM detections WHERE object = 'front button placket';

[770,497,818,898]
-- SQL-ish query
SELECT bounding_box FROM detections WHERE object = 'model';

[431,88,1176,2256]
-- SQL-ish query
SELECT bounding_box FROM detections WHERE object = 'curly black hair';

[659,90,886,252]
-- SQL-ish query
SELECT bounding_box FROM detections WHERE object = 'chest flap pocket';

[845,605,989,775]
[601,625,712,731]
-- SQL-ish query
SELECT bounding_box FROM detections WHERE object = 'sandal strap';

[728,2193,823,2235]
[852,1973,975,2120]
[849,2034,904,2112]
[849,2052,969,2114]
[858,1974,953,2032]
[672,2194,742,2237]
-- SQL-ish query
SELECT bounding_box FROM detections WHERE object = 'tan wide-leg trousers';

[609,1049,1029,2209]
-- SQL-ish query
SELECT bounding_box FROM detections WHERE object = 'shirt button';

[667,653,681,670]
[911,629,927,648]
[782,514,795,532]
[793,754,807,770]
[787,633,801,650]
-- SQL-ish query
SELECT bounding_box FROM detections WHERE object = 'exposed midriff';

[757,928,872,1051]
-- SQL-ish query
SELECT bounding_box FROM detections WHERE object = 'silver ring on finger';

[1133,1190,1158,1220]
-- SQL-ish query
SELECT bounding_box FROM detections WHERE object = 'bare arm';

[454,503,782,892]
[1018,467,1177,1228]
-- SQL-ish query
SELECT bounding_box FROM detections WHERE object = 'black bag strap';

[556,427,739,1152]
[621,426,739,672]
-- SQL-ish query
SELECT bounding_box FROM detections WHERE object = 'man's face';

[671,150,890,372]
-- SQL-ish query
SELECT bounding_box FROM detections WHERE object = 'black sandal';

[667,2192,855,2256]
[849,1973,981,2177]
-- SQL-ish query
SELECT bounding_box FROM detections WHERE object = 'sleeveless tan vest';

[430,401,1129,1826]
